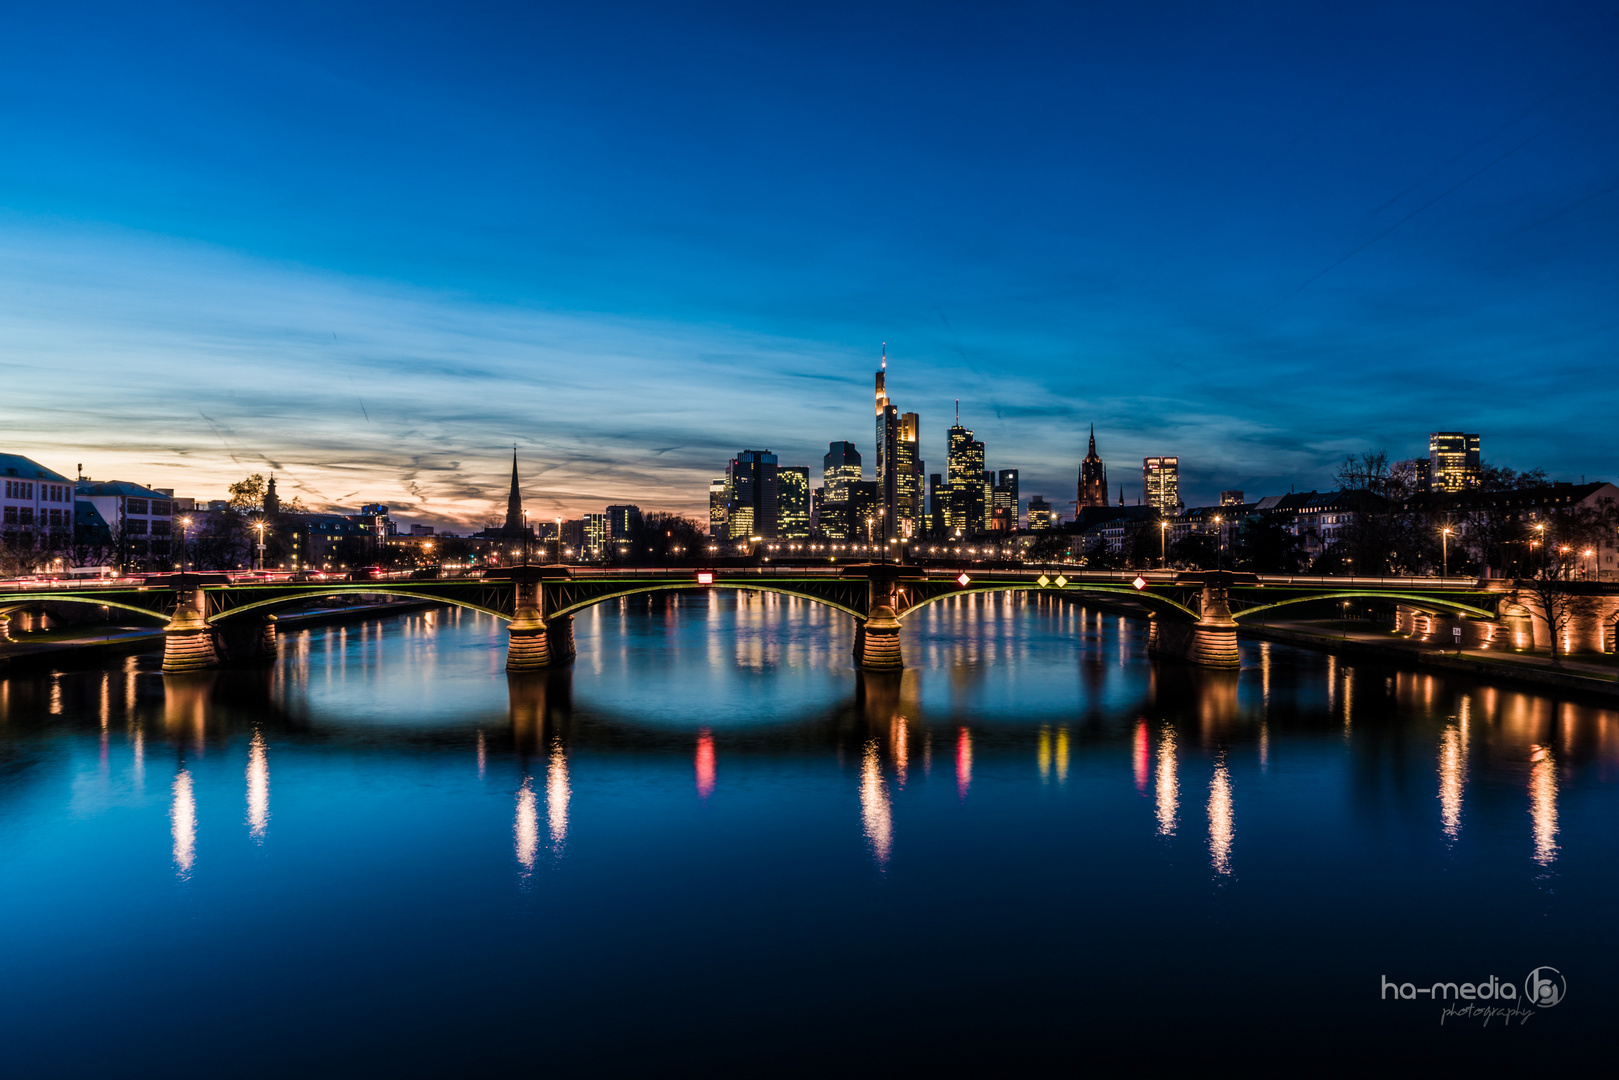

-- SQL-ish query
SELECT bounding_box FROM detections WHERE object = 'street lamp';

[1159,520,1168,569]
[179,515,192,576]
[253,520,268,573]
[1441,526,1452,578]
[1535,523,1546,574]
[1213,515,1223,570]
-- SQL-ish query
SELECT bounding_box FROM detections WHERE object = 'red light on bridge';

[1132,576,1147,590]
[696,572,714,585]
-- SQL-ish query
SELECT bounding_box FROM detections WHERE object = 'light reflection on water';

[1,590,1617,1071]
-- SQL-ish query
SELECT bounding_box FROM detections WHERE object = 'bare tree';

[1518,554,1578,667]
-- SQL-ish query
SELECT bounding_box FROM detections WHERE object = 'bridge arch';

[895,582,1201,623]
[548,582,866,621]
[1231,591,1497,623]
[207,589,510,623]
[0,593,171,624]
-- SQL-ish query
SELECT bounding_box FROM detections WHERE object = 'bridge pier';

[214,614,279,663]
[855,605,904,670]
[0,613,10,642]
[1148,573,1239,669]
[505,580,554,672]
[547,614,576,663]
[163,587,219,673]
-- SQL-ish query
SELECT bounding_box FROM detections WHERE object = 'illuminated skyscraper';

[778,466,809,539]
[1027,496,1054,530]
[1143,457,1179,515]
[709,477,727,539]
[945,405,986,535]
[992,468,1019,530]
[1428,432,1481,492]
[726,450,777,539]
[584,513,609,559]
[823,441,862,501]
[1078,425,1107,508]
[896,412,923,538]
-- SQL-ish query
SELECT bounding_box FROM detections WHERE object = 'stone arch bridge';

[0,565,1511,673]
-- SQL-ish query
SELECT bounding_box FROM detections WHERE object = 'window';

[151,520,171,536]
[151,500,171,516]
[18,507,33,525]
[48,509,62,526]
[126,518,148,535]
[127,498,149,515]
[2,507,13,524]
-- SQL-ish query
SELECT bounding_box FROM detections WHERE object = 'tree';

[1519,566,1576,667]
[1027,531,1074,564]
[1234,516,1306,573]
[1169,532,1217,569]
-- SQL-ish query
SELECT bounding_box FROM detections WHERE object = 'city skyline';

[3,3,1615,528]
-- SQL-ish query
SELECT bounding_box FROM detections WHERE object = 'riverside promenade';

[1242,619,1619,699]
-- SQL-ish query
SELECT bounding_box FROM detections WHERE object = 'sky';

[1,0,1615,529]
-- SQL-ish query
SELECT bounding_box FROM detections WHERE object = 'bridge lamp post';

[1159,520,1168,569]
[1583,548,1595,580]
[1535,523,1546,574]
[253,521,267,573]
[1213,516,1223,570]
[1441,527,1452,578]
[179,516,192,575]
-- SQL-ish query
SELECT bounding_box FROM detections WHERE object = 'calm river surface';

[2,592,1615,1074]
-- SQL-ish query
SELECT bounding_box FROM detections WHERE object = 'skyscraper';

[1027,496,1054,530]
[896,412,924,539]
[1143,457,1179,516]
[945,405,986,536]
[927,472,944,536]
[726,450,778,539]
[873,346,902,541]
[992,468,1019,530]
[709,477,727,539]
[1078,425,1107,508]
[778,466,810,539]
[1428,432,1481,492]
[823,441,862,501]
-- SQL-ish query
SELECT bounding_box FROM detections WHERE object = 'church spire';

[504,449,524,532]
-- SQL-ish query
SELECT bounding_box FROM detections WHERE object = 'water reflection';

[477,730,486,780]
[695,729,716,799]
[1155,724,1178,836]
[860,740,892,868]
[1438,705,1468,843]
[1529,744,1558,868]
[247,730,270,842]
[515,777,539,872]
[171,767,196,879]
[955,727,972,800]
[891,717,909,788]
[1208,754,1233,877]
[547,739,570,851]
[1133,720,1149,794]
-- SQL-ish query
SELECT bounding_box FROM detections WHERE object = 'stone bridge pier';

[163,582,219,673]
[1148,571,1240,669]
[851,566,912,671]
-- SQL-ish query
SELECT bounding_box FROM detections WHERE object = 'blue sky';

[2,1,1615,527]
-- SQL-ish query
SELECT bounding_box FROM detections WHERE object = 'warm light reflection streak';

[860,740,893,867]
[515,777,538,871]
[171,768,196,878]
[1155,724,1178,836]
[246,730,270,841]
[547,738,570,850]
[1208,754,1233,876]
[695,729,716,799]
[1530,745,1558,868]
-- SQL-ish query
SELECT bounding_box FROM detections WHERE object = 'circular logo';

[1525,967,1566,1007]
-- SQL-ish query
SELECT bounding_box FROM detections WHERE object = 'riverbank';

[0,600,445,674]
[1241,620,1619,700]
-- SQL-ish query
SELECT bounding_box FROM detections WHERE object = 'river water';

[1,592,1614,1073]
